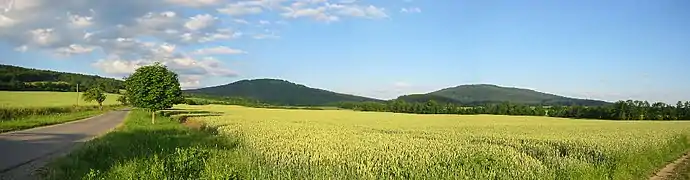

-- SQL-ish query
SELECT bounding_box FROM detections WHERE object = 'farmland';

[0,91,122,132]
[44,104,690,179]
[0,91,121,107]
[176,105,690,179]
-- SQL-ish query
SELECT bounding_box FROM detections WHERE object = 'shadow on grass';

[42,109,242,180]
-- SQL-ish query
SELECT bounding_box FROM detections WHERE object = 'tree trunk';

[99,103,103,110]
[152,111,156,124]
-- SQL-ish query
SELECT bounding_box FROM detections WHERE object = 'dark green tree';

[83,87,107,110]
[125,63,182,124]
[117,95,128,105]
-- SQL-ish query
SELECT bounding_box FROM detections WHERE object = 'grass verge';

[670,154,690,180]
[42,109,248,180]
[0,106,122,133]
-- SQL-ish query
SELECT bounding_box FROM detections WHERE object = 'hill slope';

[395,94,464,104]
[427,84,610,106]
[0,64,124,93]
[184,79,382,106]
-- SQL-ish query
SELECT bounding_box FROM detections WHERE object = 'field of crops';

[177,104,690,179]
[0,91,121,107]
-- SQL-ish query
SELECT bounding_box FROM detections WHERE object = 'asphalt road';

[0,109,129,179]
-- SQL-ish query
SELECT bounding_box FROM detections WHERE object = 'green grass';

[670,158,690,180]
[44,109,248,180]
[0,91,121,107]
[46,105,690,179]
[0,106,121,133]
[0,91,123,132]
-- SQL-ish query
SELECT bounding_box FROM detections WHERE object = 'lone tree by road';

[117,95,128,105]
[125,62,182,124]
[83,87,106,110]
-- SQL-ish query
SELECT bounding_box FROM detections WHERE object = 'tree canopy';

[0,64,124,93]
[336,100,690,121]
[82,87,107,109]
[125,63,182,123]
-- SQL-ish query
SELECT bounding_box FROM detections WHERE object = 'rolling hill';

[2,64,610,107]
[0,64,124,93]
[425,84,610,106]
[395,94,463,104]
[184,79,383,106]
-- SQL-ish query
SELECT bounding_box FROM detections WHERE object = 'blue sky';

[0,0,689,103]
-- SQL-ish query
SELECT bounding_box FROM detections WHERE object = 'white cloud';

[92,57,148,75]
[29,28,59,47]
[326,3,388,19]
[92,54,238,82]
[14,45,28,52]
[156,43,177,55]
[54,44,97,56]
[192,46,246,55]
[196,57,237,76]
[253,33,280,39]
[0,15,16,27]
[233,18,249,24]
[166,0,221,7]
[198,28,243,42]
[400,7,421,13]
[68,12,94,27]
[217,3,263,16]
[253,29,280,39]
[0,0,402,87]
[180,75,203,88]
[184,14,217,31]
[281,6,339,22]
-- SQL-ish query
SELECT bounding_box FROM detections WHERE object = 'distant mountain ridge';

[416,84,610,106]
[184,79,383,106]
[2,64,610,106]
[188,79,609,107]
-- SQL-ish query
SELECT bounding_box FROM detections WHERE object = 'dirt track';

[650,152,690,180]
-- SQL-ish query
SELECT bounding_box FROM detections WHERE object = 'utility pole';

[76,83,79,106]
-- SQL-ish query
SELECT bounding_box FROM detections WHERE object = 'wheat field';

[0,91,121,107]
[173,104,690,179]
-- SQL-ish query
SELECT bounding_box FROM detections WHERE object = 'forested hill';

[0,64,124,93]
[423,84,610,106]
[396,94,463,105]
[184,79,383,106]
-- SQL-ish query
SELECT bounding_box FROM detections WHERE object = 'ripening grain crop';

[179,104,690,180]
[0,91,121,107]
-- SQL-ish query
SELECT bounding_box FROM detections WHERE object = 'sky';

[0,0,688,103]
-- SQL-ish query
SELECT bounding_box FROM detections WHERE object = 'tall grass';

[0,91,121,107]
[0,105,120,120]
[0,91,124,132]
[45,105,690,179]
[43,109,248,180]
[0,109,113,133]
[196,105,690,179]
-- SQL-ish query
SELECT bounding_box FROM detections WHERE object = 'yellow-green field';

[0,91,121,107]
[177,104,690,179]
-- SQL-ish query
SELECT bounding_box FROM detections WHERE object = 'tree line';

[0,64,124,93]
[335,100,690,121]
